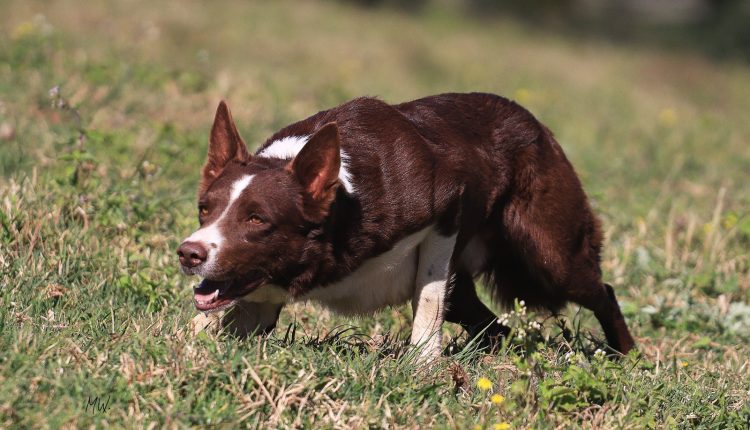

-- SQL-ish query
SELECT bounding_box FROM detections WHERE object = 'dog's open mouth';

[193,280,235,312]
[193,276,264,312]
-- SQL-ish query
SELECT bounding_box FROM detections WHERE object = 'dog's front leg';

[191,310,224,335]
[411,231,456,360]
[223,300,284,337]
[190,300,284,337]
[191,285,289,337]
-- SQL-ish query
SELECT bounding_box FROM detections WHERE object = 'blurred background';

[2,0,749,173]
[1,0,749,427]
[360,0,750,60]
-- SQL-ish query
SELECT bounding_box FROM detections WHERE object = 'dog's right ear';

[286,122,341,222]
[201,101,249,192]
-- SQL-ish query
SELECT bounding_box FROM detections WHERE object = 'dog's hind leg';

[492,211,636,354]
[565,281,635,354]
[487,136,635,354]
[410,230,456,360]
[444,269,507,350]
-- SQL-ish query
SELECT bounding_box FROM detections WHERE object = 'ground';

[1,1,749,428]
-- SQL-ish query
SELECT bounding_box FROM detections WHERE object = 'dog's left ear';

[287,122,341,220]
[201,101,249,192]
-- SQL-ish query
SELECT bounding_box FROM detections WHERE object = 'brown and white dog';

[177,93,635,359]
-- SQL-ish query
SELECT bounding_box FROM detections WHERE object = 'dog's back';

[398,93,633,353]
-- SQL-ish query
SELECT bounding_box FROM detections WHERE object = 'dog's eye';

[199,207,209,217]
[248,214,264,225]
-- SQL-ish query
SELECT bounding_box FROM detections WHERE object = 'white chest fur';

[243,227,432,315]
[302,226,432,314]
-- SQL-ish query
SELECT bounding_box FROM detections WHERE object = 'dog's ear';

[287,122,341,220]
[201,101,249,192]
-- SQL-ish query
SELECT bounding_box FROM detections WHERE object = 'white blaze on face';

[183,174,254,276]
[258,135,356,194]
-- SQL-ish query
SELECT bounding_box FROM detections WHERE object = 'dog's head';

[177,101,341,312]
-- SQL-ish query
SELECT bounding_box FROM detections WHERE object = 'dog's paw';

[190,311,222,335]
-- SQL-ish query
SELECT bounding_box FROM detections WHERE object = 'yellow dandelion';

[477,377,493,391]
[658,108,678,127]
[514,88,531,105]
[679,361,689,368]
[491,393,505,404]
[636,216,647,234]
[472,425,482,430]
[723,213,738,230]
[494,423,511,430]
[12,21,36,39]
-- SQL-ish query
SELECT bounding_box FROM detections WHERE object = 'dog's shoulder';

[257,96,404,154]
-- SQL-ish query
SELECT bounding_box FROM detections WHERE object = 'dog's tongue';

[194,289,219,303]
[193,279,236,311]
[193,280,227,304]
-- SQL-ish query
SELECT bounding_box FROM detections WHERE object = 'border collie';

[178,93,635,358]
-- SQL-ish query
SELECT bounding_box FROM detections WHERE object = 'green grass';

[1,1,749,428]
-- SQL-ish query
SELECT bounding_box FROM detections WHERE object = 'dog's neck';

[289,188,397,296]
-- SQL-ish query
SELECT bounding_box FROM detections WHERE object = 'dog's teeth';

[195,289,220,306]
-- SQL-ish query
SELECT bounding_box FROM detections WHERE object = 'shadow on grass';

[273,323,413,360]
[445,315,621,362]
[237,315,628,366]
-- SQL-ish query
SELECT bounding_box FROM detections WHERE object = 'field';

[1,1,749,428]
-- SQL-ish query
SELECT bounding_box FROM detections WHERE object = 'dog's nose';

[177,241,208,268]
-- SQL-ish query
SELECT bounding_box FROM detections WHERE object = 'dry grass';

[1,0,749,428]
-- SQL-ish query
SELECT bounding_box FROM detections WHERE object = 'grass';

[1,0,749,428]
